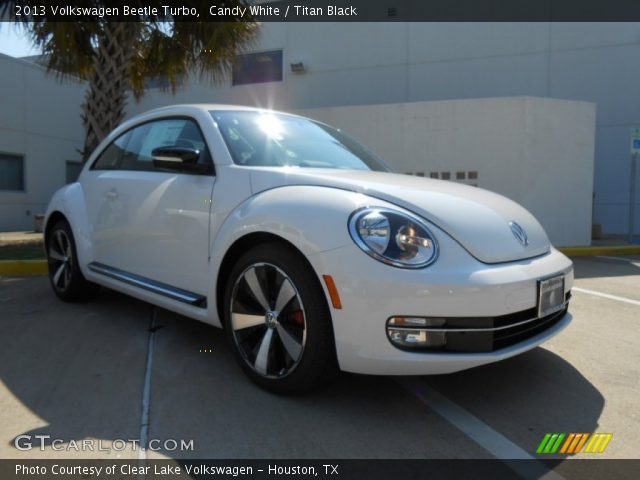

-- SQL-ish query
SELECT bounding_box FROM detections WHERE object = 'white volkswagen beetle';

[44,104,573,392]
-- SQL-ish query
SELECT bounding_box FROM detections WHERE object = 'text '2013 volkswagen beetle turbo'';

[44,105,573,393]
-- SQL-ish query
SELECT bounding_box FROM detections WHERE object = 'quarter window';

[92,118,213,174]
[92,131,131,170]
[0,153,25,191]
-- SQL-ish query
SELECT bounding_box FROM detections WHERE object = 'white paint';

[250,167,552,264]
[595,255,640,266]
[398,378,565,479]
[138,308,157,461]
[297,97,596,247]
[573,286,640,307]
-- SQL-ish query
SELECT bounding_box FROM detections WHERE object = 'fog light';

[386,316,448,350]
[388,317,446,327]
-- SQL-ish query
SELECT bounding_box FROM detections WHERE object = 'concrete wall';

[297,97,596,247]
[130,22,640,236]
[0,53,84,231]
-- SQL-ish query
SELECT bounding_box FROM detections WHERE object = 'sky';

[0,24,40,57]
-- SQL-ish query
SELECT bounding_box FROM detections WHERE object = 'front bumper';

[308,232,574,375]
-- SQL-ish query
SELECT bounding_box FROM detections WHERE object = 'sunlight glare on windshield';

[256,113,284,141]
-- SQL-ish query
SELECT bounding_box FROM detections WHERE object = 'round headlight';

[348,207,438,268]
[355,210,390,254]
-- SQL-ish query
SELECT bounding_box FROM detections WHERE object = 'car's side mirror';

[151,146,213,175]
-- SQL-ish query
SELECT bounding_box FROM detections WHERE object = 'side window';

[92,131,131,170]
[92,118,213,174]
[122,119,212,172]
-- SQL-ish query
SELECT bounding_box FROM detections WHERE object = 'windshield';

[211,110,391,172]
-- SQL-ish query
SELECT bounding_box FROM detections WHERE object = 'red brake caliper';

[290,310,304,326]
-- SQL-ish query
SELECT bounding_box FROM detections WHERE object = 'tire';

[224,242,337,393]
[46,219,100,302]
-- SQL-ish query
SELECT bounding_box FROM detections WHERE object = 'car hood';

[249,168,550,264]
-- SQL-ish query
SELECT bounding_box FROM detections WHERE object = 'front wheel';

[224,243,337,393]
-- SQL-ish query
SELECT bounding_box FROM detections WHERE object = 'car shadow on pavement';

[146,306,604,462]
[421,346,606,459]
[0,276,151,458]
[0,277,604,466]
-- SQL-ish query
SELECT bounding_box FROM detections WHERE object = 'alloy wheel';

[229,262,307,378]
[48,229,73,292]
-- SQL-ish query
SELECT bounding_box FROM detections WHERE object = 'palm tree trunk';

[82,23,139,161]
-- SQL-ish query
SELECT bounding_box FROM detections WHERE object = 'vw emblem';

[265,310,278,329]
[509,221,529,246]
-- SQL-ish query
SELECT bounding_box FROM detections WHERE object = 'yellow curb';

[0,260,48,276]
[558,245,640,257]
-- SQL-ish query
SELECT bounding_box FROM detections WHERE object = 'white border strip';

[573,286,640,307]
[138,308,157,462]
[397,378,565,480]
[595,256,640,266]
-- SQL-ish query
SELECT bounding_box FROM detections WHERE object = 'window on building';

[0,153,25,191]
[232,50,283,86]
[66,161,83,184]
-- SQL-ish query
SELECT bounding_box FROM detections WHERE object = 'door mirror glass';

[152,146,208,173]
[152,146,200,163]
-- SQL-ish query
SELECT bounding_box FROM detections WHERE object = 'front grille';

[492,306,567,350]
[386,292,571,353]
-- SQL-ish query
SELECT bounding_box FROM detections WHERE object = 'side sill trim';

[88,262,207,308]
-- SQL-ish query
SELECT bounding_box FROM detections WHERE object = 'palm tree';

[1,1,257,160]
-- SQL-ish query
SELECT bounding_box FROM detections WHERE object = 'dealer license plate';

[538,275,565,318]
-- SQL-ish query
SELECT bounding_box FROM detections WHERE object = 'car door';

[83,117,215,298]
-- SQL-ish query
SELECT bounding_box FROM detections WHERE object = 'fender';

[44,182,93,277]
[206,185,404,326]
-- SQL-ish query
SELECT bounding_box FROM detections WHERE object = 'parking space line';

[397,378,565,480]
[573,287,640,307]
[595,256,640,266]
[138,308,158,462]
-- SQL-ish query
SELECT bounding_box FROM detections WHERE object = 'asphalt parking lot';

[0,256,638,463]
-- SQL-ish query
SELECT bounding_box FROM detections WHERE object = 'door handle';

[105,189,118,200]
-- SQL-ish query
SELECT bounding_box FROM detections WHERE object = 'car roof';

[142,104,288,116]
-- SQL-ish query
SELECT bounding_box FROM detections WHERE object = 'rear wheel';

[224,243,337,393]
[46,220,99,301]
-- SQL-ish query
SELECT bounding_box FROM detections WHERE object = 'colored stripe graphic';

[564,433,588,454]
[539,433,613,455]
[536,433,552,454]
[559,433,575,454]
[573,433,590,454]
[549,433,565,453]
[584,433,613,453]
[537,433,565,454]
